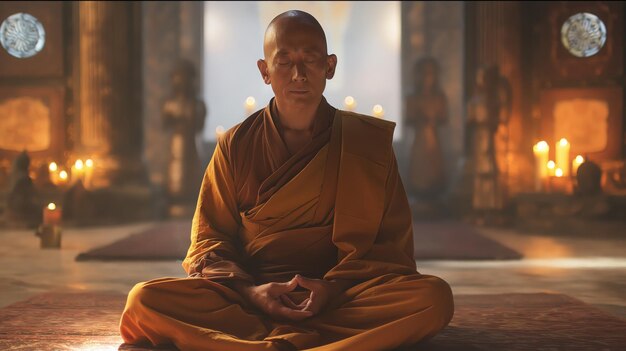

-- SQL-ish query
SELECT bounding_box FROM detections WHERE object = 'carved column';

[77,1,143,187]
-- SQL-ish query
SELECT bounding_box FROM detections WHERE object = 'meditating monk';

[120,10,454,351]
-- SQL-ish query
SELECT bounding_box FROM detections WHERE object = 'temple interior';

[0,1,625,350]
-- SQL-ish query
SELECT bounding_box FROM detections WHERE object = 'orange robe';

[120,98,454,351]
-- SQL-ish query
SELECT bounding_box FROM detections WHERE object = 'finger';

[274,304,313,321]
[279,294,302,310]
[270,279,298,296]
[303,291,321,314]
[296,297,310,309]
[294,275,317,291]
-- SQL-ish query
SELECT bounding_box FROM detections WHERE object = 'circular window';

[561,12,606,58]
[0,13,46,58]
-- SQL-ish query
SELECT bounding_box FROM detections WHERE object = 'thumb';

[270,278,298,295]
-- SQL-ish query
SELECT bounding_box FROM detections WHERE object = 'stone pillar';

[77,1,143,187]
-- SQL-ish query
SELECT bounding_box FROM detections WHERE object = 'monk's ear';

[257,59,271,85]
[326,54,337,80]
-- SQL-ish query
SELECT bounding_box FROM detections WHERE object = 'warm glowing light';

[344,96,354,106]
[575,155,584,163]
[85,159,94,168]
[559,138,569,146]
[534,141,549,152]
[216,125,225,135]
[245,96,256,106]
[75,159,84,170]
[59,170,68,180]
[49,162,58,172]
[373,105,383,114]
[48,203,56,210]
[547,161,555,169]
[555,168,563,177]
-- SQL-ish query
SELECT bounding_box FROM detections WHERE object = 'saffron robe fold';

[120,98,454,351]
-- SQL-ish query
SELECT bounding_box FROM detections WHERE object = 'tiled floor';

[1,220,625,319]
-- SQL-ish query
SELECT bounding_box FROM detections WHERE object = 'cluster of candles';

[343,96,385,118]
[533,138,584,193]
[48,158,95,189]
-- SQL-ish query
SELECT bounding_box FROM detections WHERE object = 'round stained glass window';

[0,13,46,58]
[561,12,606,58]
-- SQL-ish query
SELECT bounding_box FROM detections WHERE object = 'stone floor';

[1,220,625,346]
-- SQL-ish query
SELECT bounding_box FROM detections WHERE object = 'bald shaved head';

[257,10,337,118]
[263,10,327,58]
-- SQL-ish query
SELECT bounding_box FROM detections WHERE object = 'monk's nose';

[292,61,307,81]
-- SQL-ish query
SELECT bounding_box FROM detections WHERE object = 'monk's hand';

[238,277,314,321]
[293,275,347,316]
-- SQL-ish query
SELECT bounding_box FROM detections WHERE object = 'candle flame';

[75,159,84,170]
[344,96,355,106]
[245,96,256,106]
[49,162,58,172]
[85,159,94,167]
[575,155,584,164]
[547,161,555,169]
[534,141,549,152]
[559,138,569,146]
[555,168,563,177]
[59,170,68,180]
[48,203,56,210]
[373,104,383,114]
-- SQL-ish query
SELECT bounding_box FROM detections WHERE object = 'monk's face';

[258,18,337,109]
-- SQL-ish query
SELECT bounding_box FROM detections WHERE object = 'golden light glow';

[85,159,94,168]
[575,155,584,163]
[75,159,84,170]
[555,168,563,177]
[344,96,355,106]
[47,203,56,210]
[547,161,555,170]
[373,104,383,114]
[49,162,58,172]
[245,96,256,106]
[533,141,549,152]
[59,170,68,180]
[559,138,569,146]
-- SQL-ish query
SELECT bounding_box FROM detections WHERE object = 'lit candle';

[58,169,69,186]
[555,138,570,177]
[43,203,62,226]
[344,96,356,111]
[547,160,556,177]
[84,158,94,189]
[49,162,59,185]
[215,125,225,140]
[533,141,549,191]
[71,159,85,184]
[572,155,584,177]
[372,104,384,118]
[245,96,256,116]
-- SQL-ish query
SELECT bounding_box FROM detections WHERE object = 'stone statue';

[466,65,503,214]
[5,150,40,227]
[162,60,207,212]
[404,57,448,199]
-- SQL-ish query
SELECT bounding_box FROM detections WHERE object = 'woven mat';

[76,220,521,262]
[1,291,624,350]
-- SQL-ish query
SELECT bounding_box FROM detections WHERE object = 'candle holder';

[35,224,62,249]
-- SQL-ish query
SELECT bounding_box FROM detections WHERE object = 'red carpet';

[76,220,521,262]
[1,291,624,350]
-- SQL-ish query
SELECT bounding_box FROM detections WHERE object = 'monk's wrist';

[229,280,254,296]
[328,279,353,295]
